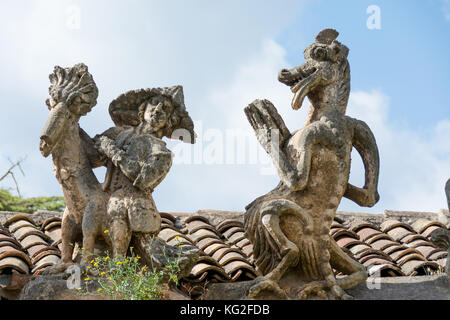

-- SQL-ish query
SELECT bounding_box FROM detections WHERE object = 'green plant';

[0,189,65,213]
[79,235,182,300]
[423,265,445,276]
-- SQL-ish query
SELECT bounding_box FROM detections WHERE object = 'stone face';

[243,29,380,300]
[39,63,196,268]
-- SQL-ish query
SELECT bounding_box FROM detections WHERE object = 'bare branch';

[0,156,27,197]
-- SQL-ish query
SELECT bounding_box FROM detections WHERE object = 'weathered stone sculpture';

[94,86,195,257]
[39,63,195,266]
[244,29,380,299]
[429,178,450,281]
[446,178,450,213]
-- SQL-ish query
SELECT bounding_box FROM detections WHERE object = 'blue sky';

[0,1,449,215]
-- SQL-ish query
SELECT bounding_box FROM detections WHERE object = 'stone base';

[202,275,450,300]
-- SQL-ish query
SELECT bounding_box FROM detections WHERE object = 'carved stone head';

[109,86,195,143]
[40,63,98,157]
[278,28,350,113]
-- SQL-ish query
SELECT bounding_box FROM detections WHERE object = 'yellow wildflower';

[90,259,94,264]
[105,256,110,261]
[97,288,103,292]
[84,277,90,281]
[137,256,141,259]
[104,230,109,234]
[101,272,106,275]
[116,261,122,265]
[81,247,85,250]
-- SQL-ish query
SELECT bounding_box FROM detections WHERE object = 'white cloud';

[1,2,447,215]
[0,1,307,208]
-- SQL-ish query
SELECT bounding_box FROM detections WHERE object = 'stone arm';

[96,134,173,192]
[245,99,335,191]
[79,127,107,168]
[344,119,380,207]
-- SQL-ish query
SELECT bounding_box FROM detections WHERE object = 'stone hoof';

[330,284,353,300]
[41,262,75,276]
[296,281,328,300]
[248,277,288,300]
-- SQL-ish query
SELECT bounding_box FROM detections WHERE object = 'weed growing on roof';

[424,264,445,276]
[78,235,182,300]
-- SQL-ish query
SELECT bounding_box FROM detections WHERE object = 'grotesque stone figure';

[244,29,380,299]
[39,63,195,267]
[94,86,195,257]
[430,178,450,281]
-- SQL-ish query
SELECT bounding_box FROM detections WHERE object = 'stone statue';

[430,178,450,281]
[39,63,195,267]
[244,29,380,299]
[94,86,195,257]
[446,178,450,212]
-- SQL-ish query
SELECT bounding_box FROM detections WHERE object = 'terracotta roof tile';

[348,243,372,256]
[380,219,415,233]
[400,260,439,276]
[186,220,218,235]
[211,247,242,262]
[369,239,398,251]
[4,214,36,228]
[331,228,358,239]
[364,233,393,245]
[411,219,446,235]
[8,220,36,233]
[195,237,223,251]
[41,217,62,231]
[386,226,413,242]
[202,243,228,256]
[428,250,448,261]
[336,237,364,248]
[414,246,441,259]
[0,210,448,298]
[31,254,61,274]
[366,263,404,277]
[356,227,383,242]
[215,219,244,233]
[421,225,442,238]
[0,257,30,274]
[159,212,177,224]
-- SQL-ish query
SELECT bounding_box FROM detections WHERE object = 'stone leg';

[110,218,132,257]
[107,192,132,257]
[259,201,303,283]
[329,237,368,290]
[81,200,104,263]
[61,207,80,264]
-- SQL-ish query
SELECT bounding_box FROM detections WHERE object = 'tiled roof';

[0,210,448,298]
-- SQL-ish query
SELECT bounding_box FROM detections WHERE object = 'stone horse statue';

[244,29,380,299]
[39,63,195,267]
